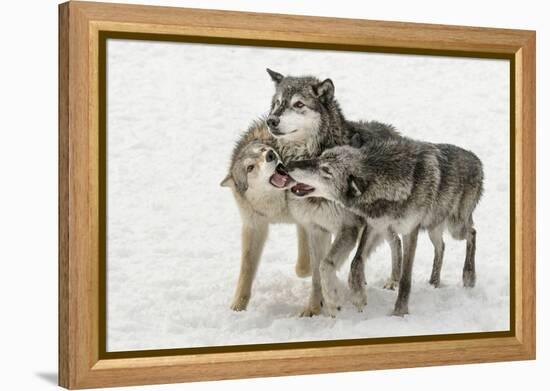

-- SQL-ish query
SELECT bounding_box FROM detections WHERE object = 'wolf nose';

[267,116,280,128]
[265,150,276,162]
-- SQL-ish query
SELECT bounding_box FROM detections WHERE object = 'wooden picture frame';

[59,1,536,389]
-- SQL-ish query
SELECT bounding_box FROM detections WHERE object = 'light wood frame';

[59,1,536,389]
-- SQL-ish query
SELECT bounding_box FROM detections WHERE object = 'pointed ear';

[347,175,367,197]
[220,174,235,188]
[350,133,363,148]
[313,78,334,103]
[266,68,284,84]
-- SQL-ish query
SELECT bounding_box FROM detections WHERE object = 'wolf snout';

[266,115,280,129]
[265,149,276,163]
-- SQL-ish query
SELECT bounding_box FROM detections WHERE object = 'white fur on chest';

[289,198,350,234]
[246,187,288,217]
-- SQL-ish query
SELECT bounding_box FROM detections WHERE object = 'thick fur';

[286,136,484,315]
[222,70,402,315]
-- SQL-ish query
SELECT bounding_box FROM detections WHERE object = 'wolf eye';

[293,101,304,109]
[247,165,255,173]
[321,166,332,176]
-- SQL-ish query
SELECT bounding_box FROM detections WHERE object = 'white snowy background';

[106,39,509,352]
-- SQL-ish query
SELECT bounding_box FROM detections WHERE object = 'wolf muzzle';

[266,115,280,129]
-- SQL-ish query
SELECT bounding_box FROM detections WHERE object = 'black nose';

[267,116,280,129]
[265,150,276,163]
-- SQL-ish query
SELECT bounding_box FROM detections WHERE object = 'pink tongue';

[271,172,288,188]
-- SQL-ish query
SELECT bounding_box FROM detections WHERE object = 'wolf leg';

[348,226,368,311]
[463,227,477,288]
[320,225,361,316]
[383,228,402,290]
[230,223,268,311]
[393,225,420,316]
[348,225,382,311]
[428,224,445,287]
[301,227,331,317]
[295,225,312,278]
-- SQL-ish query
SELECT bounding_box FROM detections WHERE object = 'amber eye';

[247,165,255,173]
[293,101,304,109]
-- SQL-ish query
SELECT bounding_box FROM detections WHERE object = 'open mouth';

[290,183,315,197]
[269,163,316,196]
[269,163,292,188]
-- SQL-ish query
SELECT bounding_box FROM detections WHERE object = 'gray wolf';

[221,69,402,315]
[284,134,484,316]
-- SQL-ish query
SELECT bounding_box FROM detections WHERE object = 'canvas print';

[105,39,510,352]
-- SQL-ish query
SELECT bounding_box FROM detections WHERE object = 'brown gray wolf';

[220,122,311,313]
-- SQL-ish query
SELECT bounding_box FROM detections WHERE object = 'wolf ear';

[266,68,284,84]
[350,133,363,148]
[220,174,235,188]
[347,175,367,197]
[313,78,334,103]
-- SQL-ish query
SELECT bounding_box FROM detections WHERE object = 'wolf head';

[220,141,291,197]
[284,135,415,206]
[283,145,366,203]
[265,68,335,142]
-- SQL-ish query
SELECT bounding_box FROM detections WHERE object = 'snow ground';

[106,39,510,352]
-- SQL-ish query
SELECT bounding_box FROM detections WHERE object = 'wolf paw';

[350,288,368,312]
[383,278,399,290]
[392,303,409,317]
[320,275,345,316]
[230,296,249,312]
[299,304,322,317]
[463,270,476,288]
[429,270,442,287]
[429,277,441,288]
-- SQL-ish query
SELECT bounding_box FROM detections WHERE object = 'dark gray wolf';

[221,69,402,315]
[284,135,484,315]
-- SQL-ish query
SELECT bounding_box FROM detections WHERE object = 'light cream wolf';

[220,121,313,314]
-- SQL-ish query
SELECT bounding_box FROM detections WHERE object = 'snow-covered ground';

[106,39,510,352]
